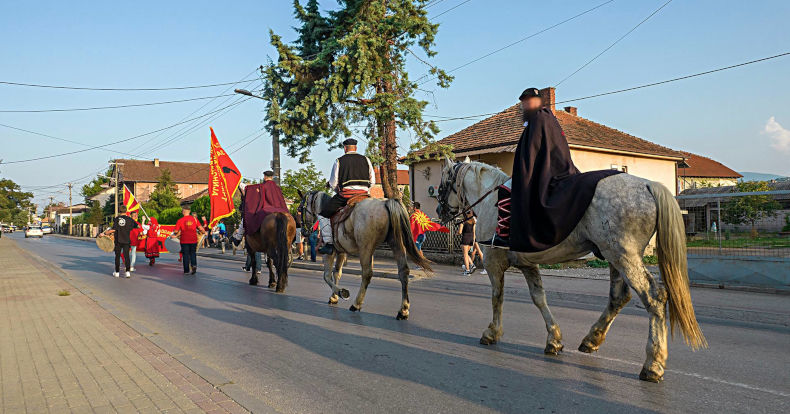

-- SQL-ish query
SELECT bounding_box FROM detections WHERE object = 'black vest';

[338,153,371,189]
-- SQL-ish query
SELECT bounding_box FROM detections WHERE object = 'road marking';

[566,350,790,398]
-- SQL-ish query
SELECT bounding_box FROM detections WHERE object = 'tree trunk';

[377,79,400,199]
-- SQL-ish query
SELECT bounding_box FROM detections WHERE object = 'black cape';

[510,108,621,252]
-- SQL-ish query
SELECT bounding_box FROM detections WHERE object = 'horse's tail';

[648,181,707,349]
[385,199,432,272]
[273,213,290,286]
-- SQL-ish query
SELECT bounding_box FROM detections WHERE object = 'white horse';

[436,158,706,382]
[299,191,432,319]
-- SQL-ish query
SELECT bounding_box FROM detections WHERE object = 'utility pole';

[48,196,54,225]
[234,88,281,185]
[110,160,124,216]
[67,183,73,236]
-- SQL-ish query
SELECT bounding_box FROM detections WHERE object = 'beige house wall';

[132,182,208,203]
[678,177,738,192]
[410,149,679,220]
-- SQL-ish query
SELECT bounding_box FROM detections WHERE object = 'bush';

[783,214,790,232]
[642,255,658,265]
[157,207,183,225]
[586,259,609,268]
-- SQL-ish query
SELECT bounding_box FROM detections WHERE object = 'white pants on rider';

[318,215,332,245]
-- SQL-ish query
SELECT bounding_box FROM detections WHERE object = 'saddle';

[330,193,371,252]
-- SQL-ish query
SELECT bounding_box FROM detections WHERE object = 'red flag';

[410,210,449,241]
[122,185,141,213]
[208,127,242,228]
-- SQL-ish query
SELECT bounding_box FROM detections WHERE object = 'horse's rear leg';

[480,249,508,345]
[392,246,411,320]
[521,264,563,355]
[267,256,276,288]
[350,251,374,313]
[579,265,631,353]
[610,254,668,382]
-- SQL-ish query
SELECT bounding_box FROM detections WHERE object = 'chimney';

[539,87,555,111]
[563,106,578,116]
[154,158,160,167]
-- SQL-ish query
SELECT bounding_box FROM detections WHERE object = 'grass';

[539,263,562,270]
[686,235,790,249]
[57,289,71,296]
[586,259,609,268]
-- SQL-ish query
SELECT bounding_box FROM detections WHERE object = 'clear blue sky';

[2,0,789,210]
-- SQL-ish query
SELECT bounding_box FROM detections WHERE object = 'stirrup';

[318,244,334,254]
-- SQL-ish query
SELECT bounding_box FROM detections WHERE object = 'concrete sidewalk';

[0,237,249,413]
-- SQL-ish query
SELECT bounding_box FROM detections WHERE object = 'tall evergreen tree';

[265,0,452,198]
[143,169,180,215]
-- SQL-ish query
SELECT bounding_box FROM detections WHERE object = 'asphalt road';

[9,233,790,413]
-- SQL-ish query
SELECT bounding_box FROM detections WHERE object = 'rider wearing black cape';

[494,88,621,252]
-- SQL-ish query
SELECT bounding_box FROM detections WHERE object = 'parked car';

[25,226,44,238]
[42,225,53,234]
[0,224,11,233]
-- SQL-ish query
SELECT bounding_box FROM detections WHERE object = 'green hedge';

[157,207,183,225]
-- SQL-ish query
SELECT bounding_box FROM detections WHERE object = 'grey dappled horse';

[436,158,706,382]
[299,191,432,319]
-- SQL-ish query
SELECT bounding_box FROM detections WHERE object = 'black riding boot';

[491,185,511,248]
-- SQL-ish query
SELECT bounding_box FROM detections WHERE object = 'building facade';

[407,87,685,217]
[113,158,209,202]
[677,151,742,192]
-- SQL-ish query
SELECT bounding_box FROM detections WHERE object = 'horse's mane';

[463,160,509,183]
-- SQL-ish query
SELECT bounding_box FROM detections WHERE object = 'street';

[7,233,790,413]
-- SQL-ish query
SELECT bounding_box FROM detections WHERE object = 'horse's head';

[436,156,467,223]
[298,190,327,235]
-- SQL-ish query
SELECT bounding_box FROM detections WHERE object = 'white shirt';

[328,151,376,191]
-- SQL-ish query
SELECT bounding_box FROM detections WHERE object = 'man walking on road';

[102,205,137,278]
[172,205,205,275]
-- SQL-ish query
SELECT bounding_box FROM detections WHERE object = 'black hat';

[519,87,541,100]
[263,170,274,177]
[342,138,358,146]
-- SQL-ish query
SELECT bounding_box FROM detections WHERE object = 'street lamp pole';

[235,89,281,185]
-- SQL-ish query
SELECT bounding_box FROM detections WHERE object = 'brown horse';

[244,212,296,292]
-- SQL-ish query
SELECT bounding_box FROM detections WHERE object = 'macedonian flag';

[208,127,242,228]
[410,209,449,241]
[122,185,141,213]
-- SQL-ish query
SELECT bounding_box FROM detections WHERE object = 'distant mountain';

[738,172,790,182]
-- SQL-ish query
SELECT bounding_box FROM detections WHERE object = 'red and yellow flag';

[410,209,449,241]
[123,185,141,213]
[208,127,242,228]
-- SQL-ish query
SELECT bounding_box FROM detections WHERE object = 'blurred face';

[344,145,357,153]
[183,209,190,217]
[520,96,542,113]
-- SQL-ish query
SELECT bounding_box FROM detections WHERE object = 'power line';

[415,0,615,86]
[0,78,259,91]
[0,98,250,165]
[555,0,674,87]
[432,0,473,19]
[0,93,236,113]
[424,51,790,122]
[0,123,140,158]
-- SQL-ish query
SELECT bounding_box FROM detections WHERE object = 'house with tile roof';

[677,152,742,192]
[406,87,686,216]
[371,168,410,199]
[112,158,209,203]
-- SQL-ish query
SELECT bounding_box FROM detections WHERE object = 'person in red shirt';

[171,205,205,275]
[128,210,142,272]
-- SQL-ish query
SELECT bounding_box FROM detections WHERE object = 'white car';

[25,226,44,238]
[42,225,53,234]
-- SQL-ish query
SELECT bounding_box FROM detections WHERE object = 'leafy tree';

[142,169,180,216]
[0,178,33,225]
[265,0,453,199]
[80,167,114,204]
[782,214,790,232]
[281,162,326,202]
[84,200,104,226]
[722,181,781,236]
[190,195,211,222]
[157,207,183,225]
[401,184,411,209]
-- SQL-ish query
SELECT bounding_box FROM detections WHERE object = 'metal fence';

[677,190,790,258]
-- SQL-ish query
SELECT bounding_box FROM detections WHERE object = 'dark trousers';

[245,251,262,271]
[320,193,349,217]
[114,243,131,273]
[181,243,197,273]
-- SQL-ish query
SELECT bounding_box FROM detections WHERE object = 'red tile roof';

[411,105,684,160]
[116,159,209,184]
[677,152,742,178]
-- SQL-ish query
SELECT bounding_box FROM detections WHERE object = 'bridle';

[438,162,502,223]
[299,191,322,235]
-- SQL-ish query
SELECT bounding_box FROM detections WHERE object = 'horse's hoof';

[396,311,408,320]
[349,305,360,312]
[479,337,497,345]
[578,342,597,354]
[328,296,338,305]
[339,288,350,299]
[275,287,285,293]
[639,368,664,383]
[249,279,258,286]
[268,282,276,289]
[544,343,564,355]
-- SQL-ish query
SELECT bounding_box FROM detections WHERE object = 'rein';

[440,162,503,223]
